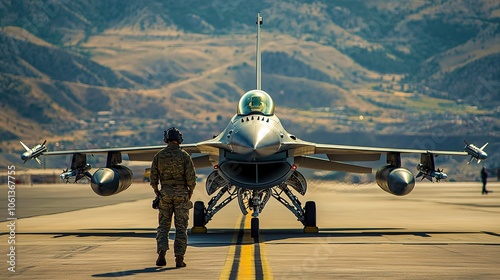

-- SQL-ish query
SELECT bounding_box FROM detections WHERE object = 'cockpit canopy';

[237,90,275,116]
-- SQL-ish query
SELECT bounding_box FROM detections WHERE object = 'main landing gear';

[192,201,207,233]
[192,173,319,237]
[303,201,317,233]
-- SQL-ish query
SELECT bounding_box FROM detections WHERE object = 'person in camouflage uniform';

[150,127,196,268]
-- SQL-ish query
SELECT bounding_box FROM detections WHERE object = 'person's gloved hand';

[152,196,160,209]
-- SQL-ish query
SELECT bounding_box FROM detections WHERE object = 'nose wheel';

[238,189,269,238]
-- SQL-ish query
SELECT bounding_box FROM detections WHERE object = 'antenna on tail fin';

[256,12,263,90]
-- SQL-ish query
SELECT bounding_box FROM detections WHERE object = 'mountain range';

[0,0,498,172]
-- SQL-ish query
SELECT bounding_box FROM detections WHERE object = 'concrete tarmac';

[1,181,499,279]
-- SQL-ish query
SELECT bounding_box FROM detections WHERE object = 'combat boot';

[175,255,186,268]
[156,250,166,266]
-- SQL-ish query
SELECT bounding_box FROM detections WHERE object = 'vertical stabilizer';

[256,12,263,90]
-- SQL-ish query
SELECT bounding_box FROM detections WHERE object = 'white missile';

[464,141,488,164]
[20,140,47,164]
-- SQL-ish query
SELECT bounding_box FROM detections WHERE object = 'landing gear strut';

[192,183,238,234]
[239,189,270,238]
[192,171,318,234]
[271,184,318,233]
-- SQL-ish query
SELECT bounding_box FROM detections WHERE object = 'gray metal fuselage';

[214,112,296,190]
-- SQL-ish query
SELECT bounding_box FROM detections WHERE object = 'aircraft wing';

[287,140,468,159]
[41,140,226,169]
[283,139,466,157]
[43,145,166,157]
[281,140,468,173]
[314,143,467,158]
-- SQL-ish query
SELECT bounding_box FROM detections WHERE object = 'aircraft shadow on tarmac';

[13,227,499,246]
[92,266,177,277]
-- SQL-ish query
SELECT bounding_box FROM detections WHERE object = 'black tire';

[193,201,205,227]
[304,201,316,227]
[251,217,259,238]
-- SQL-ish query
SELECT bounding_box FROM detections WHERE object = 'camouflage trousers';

[156,194,193,256]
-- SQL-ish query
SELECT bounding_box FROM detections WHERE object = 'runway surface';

[1,181,499,279]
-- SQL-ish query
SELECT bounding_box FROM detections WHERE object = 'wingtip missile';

[20,140,48,164]
[464,141,488,164]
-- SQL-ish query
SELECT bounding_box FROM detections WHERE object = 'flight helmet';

[163,127,183,144]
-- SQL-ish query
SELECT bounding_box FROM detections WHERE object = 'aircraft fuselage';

[216,114,296,189]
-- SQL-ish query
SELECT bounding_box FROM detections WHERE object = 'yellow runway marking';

[219,216,243,280]
[259,238,273,279]
[219,214,273,280]
[239,215,255,279]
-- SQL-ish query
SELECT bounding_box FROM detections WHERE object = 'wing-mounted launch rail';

[386,152,401,167]
[60,153,92,183]
[61,151,124,183]
[416,152,447,182]
[106,151,122,167]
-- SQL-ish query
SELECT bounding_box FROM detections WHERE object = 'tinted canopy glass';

[237,90,275,116]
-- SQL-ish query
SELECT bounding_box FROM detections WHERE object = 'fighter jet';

[21,13,488,237]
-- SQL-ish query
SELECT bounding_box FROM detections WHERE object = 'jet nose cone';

[230,122,281,158]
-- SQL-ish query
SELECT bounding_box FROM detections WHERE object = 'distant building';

[143,168,151,182]
[0,169,60,184]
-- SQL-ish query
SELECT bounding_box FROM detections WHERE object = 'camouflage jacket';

[150,143,196,195]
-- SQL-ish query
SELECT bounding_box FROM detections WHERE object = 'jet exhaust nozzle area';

[376,165,415,196]
[90,165,133,196]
